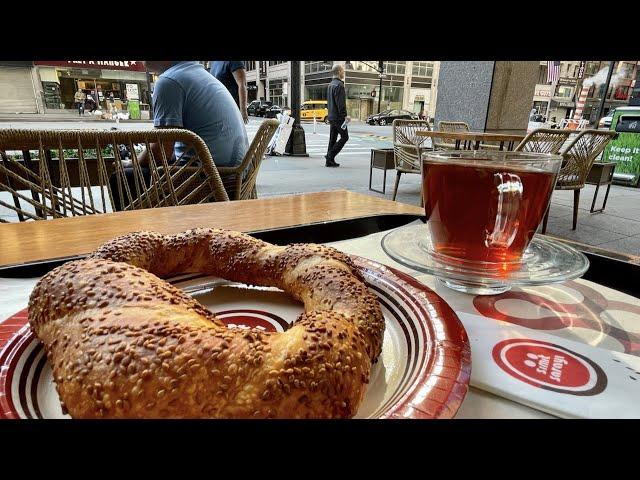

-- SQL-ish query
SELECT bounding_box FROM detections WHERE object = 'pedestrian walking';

[74,87,86,116]
[209,61,249,124]
[325,64,350,167]
[86,94,96,113]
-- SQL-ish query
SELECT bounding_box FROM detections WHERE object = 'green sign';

[128,99,141,120]
[603,107,640,186]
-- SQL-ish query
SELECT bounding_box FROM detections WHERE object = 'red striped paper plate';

[0,256,471,419]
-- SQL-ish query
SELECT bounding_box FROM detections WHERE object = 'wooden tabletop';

[416,131,526,142]
[0,190,423,268]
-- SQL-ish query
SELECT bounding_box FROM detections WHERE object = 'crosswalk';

[305,133,383,156]
[245,124,391,157]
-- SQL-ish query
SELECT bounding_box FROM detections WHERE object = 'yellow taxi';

[300,100,329,123]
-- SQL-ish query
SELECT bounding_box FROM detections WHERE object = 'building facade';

[531,60,639,125]
[245,61,294,107]
[531,61,583,122]
[244,60,440,121]
[303,60,439,121]
[0,60,440,121]
[580,60,639,124]
[0,61,151,115]
[0,61,41,114]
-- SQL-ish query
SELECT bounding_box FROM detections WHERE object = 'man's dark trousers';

[326,121,349,162]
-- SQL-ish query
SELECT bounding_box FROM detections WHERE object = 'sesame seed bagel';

[28,228,385,418]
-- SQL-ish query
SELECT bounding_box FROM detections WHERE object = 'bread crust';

[28,228,385,418]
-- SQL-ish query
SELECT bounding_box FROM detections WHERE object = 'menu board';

[126,83,139,100]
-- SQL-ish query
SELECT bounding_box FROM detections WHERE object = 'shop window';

[556,86,573,98]
[614,86,630,100]
[304,85,327,101]
[385,61,406,75]
[532,101,548,116]
[269,78,286,106]
[346,84,374,98]
[621,63,635,79]
[411,61,434,78]
[345,61,378,73]
[304,61,333,75]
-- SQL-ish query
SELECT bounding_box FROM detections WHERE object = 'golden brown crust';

[28,228,384,418]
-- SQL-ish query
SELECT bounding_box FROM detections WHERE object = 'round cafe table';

[0,192,638,419]
[327,221,640,419]
[416,130,526,151]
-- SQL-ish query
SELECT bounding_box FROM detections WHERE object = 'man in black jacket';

[325,64,350,167]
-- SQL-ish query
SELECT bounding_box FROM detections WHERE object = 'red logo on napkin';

[492,339,607,396]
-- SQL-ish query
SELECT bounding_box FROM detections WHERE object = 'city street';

[0,116,394,137]
[1,117,639,257]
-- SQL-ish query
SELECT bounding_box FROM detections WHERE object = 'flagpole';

[546,61,559,123]
[549,79,558,122]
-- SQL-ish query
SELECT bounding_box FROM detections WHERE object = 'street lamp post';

[285,60,309,157]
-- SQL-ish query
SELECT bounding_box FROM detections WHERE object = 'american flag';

[547,61,560,84]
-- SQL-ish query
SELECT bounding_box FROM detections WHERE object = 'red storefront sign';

[34,61,145,72]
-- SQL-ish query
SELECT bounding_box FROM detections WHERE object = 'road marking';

[307,148,376,153]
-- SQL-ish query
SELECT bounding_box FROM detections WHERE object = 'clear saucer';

[381,223,590,295]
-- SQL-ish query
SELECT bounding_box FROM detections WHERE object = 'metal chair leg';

[541,205,550,234]
[601,183,612,210]
[392,171,401,201]
[368,152,373,191]
[573,189,580,230]
[590,184,600,213]
[382,167,387,194]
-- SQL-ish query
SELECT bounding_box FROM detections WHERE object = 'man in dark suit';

[325,64,350,167]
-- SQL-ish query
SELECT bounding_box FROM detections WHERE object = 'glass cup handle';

[485,173,523,249]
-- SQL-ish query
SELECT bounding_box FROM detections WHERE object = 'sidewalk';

[0,114,152,123]
[544,184,640,256]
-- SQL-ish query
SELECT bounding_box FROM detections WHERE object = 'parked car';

[598,108,617,129]
[366,109,418,126]
[300,100,329,123]
[247,100,272,117]
[264,105,291,118]
[247,100,260,116]
[527,113,547,132]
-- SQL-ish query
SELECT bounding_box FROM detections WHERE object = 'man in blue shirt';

[209,61,249,123]
[110,61,248,209]
[146,61,248,167]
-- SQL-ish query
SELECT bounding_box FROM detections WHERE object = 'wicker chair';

[392,119,432,206]
[216,119,279,200]
[541,129,617,233]
[436,120,470,149]
[0,128,229,222]
[514,128,572,154]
